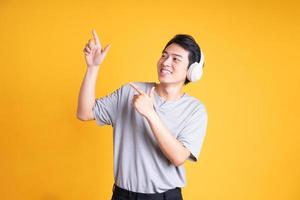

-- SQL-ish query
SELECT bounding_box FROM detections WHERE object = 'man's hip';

[111,183,183,200]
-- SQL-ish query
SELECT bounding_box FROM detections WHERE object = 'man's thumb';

[101,44,111,56]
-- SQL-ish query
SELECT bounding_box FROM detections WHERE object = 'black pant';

[111,184,183,200]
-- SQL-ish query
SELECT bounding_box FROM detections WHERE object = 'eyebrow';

[162,50,183,58]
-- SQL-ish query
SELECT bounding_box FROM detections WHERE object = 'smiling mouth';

[160,68,173,75]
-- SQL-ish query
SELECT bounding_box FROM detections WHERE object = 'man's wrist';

[87,64,100,69]
[145,109,158,122]
[87,65,100,72]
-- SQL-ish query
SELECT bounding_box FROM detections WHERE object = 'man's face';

[157,43,189,85]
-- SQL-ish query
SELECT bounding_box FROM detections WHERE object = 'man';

[77,29,208,200]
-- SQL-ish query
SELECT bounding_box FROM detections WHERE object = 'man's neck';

[155,82,185,101]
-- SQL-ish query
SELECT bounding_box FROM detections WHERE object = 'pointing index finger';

[92,29,100,47]
[129,82,145,95]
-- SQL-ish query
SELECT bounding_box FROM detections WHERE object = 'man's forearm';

[76,66,100,119]
[145,111,190,166]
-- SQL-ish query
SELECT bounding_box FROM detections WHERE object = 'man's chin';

[158,78,185,86]
[158,77,172,84]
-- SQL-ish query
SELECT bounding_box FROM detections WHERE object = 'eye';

[173,57,181,62]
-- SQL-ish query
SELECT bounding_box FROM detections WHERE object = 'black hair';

[163,34,204,85]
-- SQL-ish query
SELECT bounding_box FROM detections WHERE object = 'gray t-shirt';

[92,81,208,193]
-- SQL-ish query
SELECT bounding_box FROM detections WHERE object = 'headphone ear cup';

[187,48,205,82]
[187,62,203,82]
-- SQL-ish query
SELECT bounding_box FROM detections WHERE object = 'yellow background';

[0,0,299,199]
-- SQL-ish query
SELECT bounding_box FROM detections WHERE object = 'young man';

[77,30,208,200]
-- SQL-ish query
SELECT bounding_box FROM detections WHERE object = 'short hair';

[163,34,204,85]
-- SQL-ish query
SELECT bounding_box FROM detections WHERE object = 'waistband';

[112,183,182,199]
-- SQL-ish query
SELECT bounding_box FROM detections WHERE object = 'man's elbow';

[171,154,189,167]
[77,114,87,121]
[172,159,185,167]
[76,116,83,121]
[76,112,94,121]
[170,148,191,167]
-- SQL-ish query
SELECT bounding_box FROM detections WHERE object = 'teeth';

[161,69,172,75]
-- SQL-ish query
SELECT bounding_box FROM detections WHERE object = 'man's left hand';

[129,82,156,118]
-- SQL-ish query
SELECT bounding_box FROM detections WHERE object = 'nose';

[162,56,172,67]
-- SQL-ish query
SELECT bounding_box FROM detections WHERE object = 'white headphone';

[187,48,205,82]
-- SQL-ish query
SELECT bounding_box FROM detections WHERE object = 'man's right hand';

[83,29,111,68]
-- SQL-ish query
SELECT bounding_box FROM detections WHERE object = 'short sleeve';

[92,85,124,126]
[177,104,208,162]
